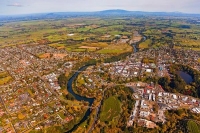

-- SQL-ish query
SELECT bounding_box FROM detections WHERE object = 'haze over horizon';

[1,0,200,15]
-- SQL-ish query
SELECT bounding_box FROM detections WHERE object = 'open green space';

[187,120,200,133]
[49,41,132,54]
[0,72,12,85]
[97,49,123,54]
[27,89,34,97]
[0,71,9,78]
[50,42,109,52]
[0,17,200,51]
[29,126,64,133]
[139,39,151,49]
[97,43,132,54]
[100,96,121,122]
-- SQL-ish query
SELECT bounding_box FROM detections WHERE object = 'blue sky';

[1,0,200,15]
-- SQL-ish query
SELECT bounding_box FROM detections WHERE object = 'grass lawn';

[18,113,26,120]
[174,46,200,51]
[72,48,86,52]
[0,72,6,77]
[49,43,66,49]
[97,44,132,54]
[0,71,9,78]
[178,39,200,46]
[139,39,151,49]
[50,42,109,52]
[58,112,66,119]
[37,53,51,58]
[84,42,108,47]
[77,75,85,85]
[187,120,200,133]
[30,126,64,133]
[188,48,200,51]
[27,89,34,97]
[97,49,124,54]
[46,34,67,42]
[0,76,12,85]
[100,96,121,122]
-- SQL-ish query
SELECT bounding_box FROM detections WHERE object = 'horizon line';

[1,9,200,16]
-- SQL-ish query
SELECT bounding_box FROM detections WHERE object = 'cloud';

[7,3,23,7]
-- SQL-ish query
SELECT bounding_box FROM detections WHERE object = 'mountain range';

[0,9,200,22]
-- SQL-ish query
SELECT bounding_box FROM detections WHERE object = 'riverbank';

[66,65,95,133]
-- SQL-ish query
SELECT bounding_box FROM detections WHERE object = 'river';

[66,66,94,133]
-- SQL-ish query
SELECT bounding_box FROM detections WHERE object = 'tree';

[158,77,170,88]
[58,74,68,87]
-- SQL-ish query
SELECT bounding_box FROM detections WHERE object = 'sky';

[1,0,200,15]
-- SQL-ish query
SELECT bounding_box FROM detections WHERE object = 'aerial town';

[1,12,200,132]
[0,44,108,133]
[102,47,200,79]
[74,46,200,130]
[126,82,200,128]
[0,40,200,133]
[0,37,200,132]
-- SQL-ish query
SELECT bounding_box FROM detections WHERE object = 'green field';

[0,18,133,49]
[1,17,200,51]
[97,44,132,54]
[139,39,151,49]
[49,41,132,54]
[174,46,200,51]
[187,120,200,133]
[29,126,64,133]
[100,96,121,122]
[0,72,12,85]
[50,42,109,52]
[0,71,8,78]
[97,49,124,54]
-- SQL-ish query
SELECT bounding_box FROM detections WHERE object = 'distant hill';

[1,9,200,22]
[97,10,199,17]
[95,9,194,16]
[97,9,130,14]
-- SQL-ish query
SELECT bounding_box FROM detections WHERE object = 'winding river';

[66,66,94,133]
[66,36,146,132]
[132,36,146,53]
